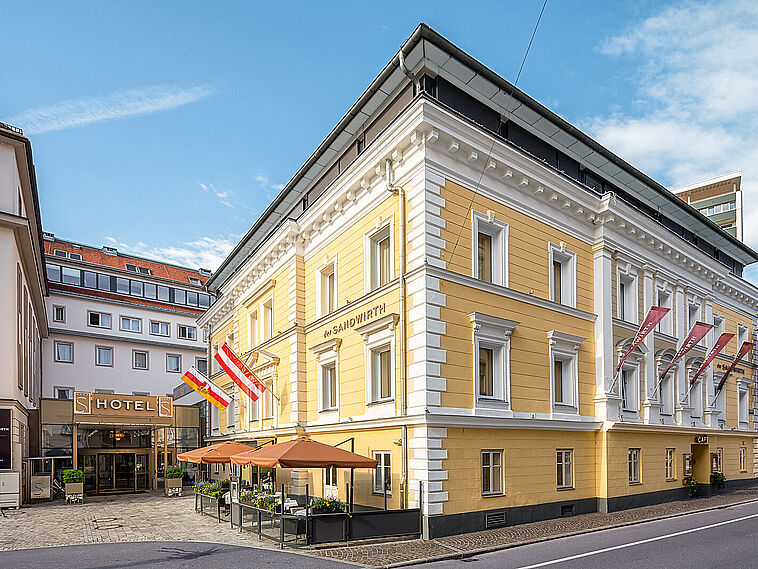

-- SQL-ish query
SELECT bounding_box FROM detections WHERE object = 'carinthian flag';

[716,342,755,392]
[658,321,714,381]
[616,306,671,372]
[688,333,734,385]
[214,343,266,402]
[181,366,231,410]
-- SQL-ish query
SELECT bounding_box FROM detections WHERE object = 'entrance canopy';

[178,441,256,464]
[230,437,377,468]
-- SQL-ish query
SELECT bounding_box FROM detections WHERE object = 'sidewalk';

[310,486,758,567]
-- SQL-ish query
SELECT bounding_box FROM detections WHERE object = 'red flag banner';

[181,366,232,410]
[214,343,266,402]
[689,333,734,385]
[616,306,671,372]
[658,321,714,381]
[716,341,755,392]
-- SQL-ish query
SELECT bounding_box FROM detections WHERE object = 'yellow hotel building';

[199,25,758,537]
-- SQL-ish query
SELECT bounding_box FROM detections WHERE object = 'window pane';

[175,289,186,305]
[157,286,170,301]
[98,273,111,291]
[167,355,180,372]
[380,348,392,399]
[378,237,390,286]
[46,264,61,282]
[56,343,72,362]
[134,352,147,369]
[116,277,129,294]
[479,348,494,397]
[554,360,564,403]
[199,294,210,308]
[477,233,492,282]
[130,280,143,296]
[97,347,112,366]
[553,260,562,303]
[62,267,81,285]
[144,283,157,299]
[83,271,97,288]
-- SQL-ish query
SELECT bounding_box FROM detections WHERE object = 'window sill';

[629,482,642,486]
[666,478,677,482]
[319,408,338,414]
[372,491,393,497]
[557,486,575,491]
[553,404,577,412]
[481,492,504,498]
[367,399,394,407]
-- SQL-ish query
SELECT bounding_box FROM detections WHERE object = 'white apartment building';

[42,235,212,399]
[0,122,47,507]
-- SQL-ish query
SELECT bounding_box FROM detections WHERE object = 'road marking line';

[513,511,758,568]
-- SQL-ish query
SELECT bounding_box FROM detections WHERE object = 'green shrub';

[710,472,726,490]
[165,466,184,479]
[192,479,229,500]
[683,475,698,496]
[63,469,84,483]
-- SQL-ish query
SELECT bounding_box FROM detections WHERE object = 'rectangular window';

[196,358,208,375]
[321,362,337,411]
[88,311,111,328]
[263,380,274,418]
[211,405,220,432]
[178,325,196,340]
[472,213,508,286]
[199,293,211,308]
[369,225,392,291]
[95,346,113,367]
[187,291,198,307]
[227,397,236,429]
[739,388,749,425]
[53,305,66,323]
[479,347,494,397]
[665,448,675,480]
[554,359,565,404]
[553,260,562,304]
[157,286,170,302]
[481,450,503,495]
[54,341,73,363]
[628,448,641,484]
[550,245,576,308]
[46,264,61,282]
[740,447,747,472]
[130,280,143,296]
[144,282,157,299]
[657,291,672,335]
[263,300,273,341]
[715,448,723,474]
[167,354,181,373]
[557,449,573,489]
[175,289,186,305]
[133,350,148,370]
[188,277,201,285]
[119,316,142,332]
[370,344,392,402]
[320,264,336,316]
[83,271,97,288]
[618,273,637,323]
[552,353,576,408]
[248,311,258,350]
[621,369,630,410]
[478,233,493,283]
[618,280,626,321]
[116,277,130,294]
[97,273,111,291]
[249,393,259,422]
[55,387,72,400]
[61,267,81,285]
[737,325,749,350]
[373,452,392,494]
[150,321,170,336]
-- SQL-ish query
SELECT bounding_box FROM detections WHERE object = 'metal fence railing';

[194,492,230,523]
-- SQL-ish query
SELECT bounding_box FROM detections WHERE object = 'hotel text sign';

[74,392,173,418]
[323,303,386,338]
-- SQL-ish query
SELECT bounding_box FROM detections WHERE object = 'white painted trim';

[471,209,509,287]
[548,241,577,309]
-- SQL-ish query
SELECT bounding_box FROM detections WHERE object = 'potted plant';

[165,466,184,496]
[309,496,348,514]
[683,475,698,497]
[711,472,726,491]
[63,468,84,503]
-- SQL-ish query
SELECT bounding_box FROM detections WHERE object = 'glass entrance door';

[135,454,149,490]
[115,454,135,490]
[98,453,114,491]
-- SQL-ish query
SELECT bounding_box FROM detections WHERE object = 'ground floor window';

[665,448,675,480]
[373,451,391,494]
[628,448,641,484]
[740,447,747,472]
[481,450,503,495]
[556,449,573,489]
[713,448,723,473]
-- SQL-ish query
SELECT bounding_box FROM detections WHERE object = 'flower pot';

[165,477,183,497]
[65,482,84,504]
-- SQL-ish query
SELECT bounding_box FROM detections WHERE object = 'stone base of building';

[426,477,758,538]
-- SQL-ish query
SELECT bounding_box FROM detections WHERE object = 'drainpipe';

[398,50,420,95]
[385,158,408,508]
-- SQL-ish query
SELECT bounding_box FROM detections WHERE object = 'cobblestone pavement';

[0,491,276,552]
[311,486,758,567]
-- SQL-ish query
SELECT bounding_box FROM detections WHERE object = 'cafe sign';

[74,392,173,418]
[695,435,708,444]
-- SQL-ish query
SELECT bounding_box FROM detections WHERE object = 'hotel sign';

[323,303,387,338]
[0,409,11,469]
[74,392,173,419]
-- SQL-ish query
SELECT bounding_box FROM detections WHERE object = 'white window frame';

[656,353,675,415]
[150,320,170,337]
[472,210,508,286]
[133,350,149,370]
[619,364,640,413]
[357,314,399,409]
[712,314,725,345]
[549,242,577,308]
[547,330,586,413]
[195,357,208,376]
[738,381,750,428]
[88,310,112,329]
[656,287,673,336]
[740,447,747,472]
[686,359,703,418]
[211,404,220,432]
[373,451,392,494]
[178,325,197,340]
[119,315,142,333]
[263,299,274,341]
[616,264,638,324]
[481,449,504,496]
[312,339,340,413]
[227,391,237,431]
[364,219,394,293]
[166,353,182,373]
[737,324,749,350]
[469,312,518,409]
[95,345,113,367]
[248,310,258,350]
[52,305,66,323]
[317,258,337,317]
[628,448,641,484]
[54,341,73,363]
[556,449,573,489]
[54,386,73,400]
[665,448,676,480]
[248,388,259,424]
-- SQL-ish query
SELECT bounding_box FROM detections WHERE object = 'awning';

[230,437,378,468]
[177,441,256,464]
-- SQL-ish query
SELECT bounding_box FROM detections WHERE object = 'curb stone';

[375,496,758,568]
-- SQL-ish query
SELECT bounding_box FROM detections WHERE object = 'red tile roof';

[44,238,210,286]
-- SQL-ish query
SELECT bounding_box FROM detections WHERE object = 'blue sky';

[2,1,757,281]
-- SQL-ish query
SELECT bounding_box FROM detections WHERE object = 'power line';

[447,0,549,262]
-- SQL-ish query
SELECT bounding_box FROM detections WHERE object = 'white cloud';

[255,172,284,192]
[116,235,240,271]
[8,84,214,135]
[587,0,758,275]
[198,182,234,209]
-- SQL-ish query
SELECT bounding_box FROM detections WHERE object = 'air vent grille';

[485,510,507,529]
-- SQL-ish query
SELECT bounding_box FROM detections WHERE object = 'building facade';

[0,122,48,507]
[674,172,743,240]
[42,235,212,399]
[199,25,758,537]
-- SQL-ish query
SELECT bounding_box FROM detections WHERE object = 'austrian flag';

[214,343,266,401]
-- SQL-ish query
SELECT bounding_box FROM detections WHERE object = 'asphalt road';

[425,500,758,569]
[0,541,353,569]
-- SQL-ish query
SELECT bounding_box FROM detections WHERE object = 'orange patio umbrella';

[230,437,377,468]
[177,441,257,464]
